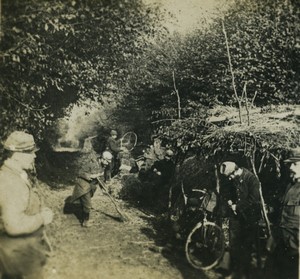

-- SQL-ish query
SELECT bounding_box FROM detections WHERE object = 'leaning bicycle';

[170,185,225,270]
[185,208,225,270]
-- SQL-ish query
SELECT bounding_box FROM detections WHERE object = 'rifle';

[96,177,129,222]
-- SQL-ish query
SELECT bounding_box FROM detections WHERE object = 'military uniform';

[106,134,122,178]
[221,164,261,279]
[272,181,300,279]
[69,146,102,226]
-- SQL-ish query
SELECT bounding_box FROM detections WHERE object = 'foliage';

[119,0,300,160]
[0,0,166,141]
[113,0,299,154]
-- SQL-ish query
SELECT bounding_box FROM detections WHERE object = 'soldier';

[106,129,125,178]
[220,161,261,279]
[0,131,53,279]
[69,137,102,228]
[271,148,300,279]
[101,150,113,183]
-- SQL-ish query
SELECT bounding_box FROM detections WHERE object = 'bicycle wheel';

[185,221,225,270]
[121,132,137,151]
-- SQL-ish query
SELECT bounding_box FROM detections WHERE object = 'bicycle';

[185,208,225,270]
[170,185,225,271]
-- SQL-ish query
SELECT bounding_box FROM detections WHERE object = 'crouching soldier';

[69,137,102,228]
[101,151,113,183]
[0,131,53,279]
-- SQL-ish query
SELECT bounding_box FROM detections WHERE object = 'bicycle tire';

[121,132,137,151]
[185,221,225,270]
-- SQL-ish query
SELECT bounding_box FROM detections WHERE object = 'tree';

[0,0,166,141]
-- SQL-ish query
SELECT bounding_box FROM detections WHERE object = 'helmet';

[102,151,113,161]
[165,149,174,158]
[110,130,118,136]
[284,148,300,163]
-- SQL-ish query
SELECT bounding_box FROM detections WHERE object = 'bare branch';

[172,71,181,119]
[249,150,271,237]
[243,82,250,125]
[251,90,258,107]
[222,20,242,124]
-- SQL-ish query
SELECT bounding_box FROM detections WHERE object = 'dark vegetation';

[1,0,300,211]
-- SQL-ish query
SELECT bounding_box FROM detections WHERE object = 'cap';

[110,130,118,136]
[102,151,113,161]
[3,131,39,152]
[220,161,237,176]
[284,148,300,163]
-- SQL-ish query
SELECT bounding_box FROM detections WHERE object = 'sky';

[143,0,227,34]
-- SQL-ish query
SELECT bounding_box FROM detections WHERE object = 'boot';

[81,212,92,228]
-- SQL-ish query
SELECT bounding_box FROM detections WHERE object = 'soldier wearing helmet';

[105,129,126,179]
[0,131,53,279]
[219,161,261,279]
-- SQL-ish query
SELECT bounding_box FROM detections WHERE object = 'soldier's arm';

[0,184,44,236]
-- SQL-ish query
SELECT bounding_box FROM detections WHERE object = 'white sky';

[144,0,227,33]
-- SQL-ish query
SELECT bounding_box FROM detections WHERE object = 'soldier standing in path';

[69,137,102,228]
[220,161,261,279]
[0,131,53,279]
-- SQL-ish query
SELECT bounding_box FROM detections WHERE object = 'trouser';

[270,228,299,279]
[229,217,259,278]
[78,180,97,222]
[112,156,121,177]
[0,230,46,279]
[104,164,112,182]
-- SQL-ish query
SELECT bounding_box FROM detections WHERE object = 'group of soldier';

[0,130,299,279]
[218,159,299,279]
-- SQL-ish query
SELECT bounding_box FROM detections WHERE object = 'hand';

[120,147,128,153]
[89,173,102,179]
[227,200,237,215]
[157,171,162,176]
[40,207,53,225]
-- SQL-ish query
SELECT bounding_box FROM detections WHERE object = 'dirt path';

[42,184,221,279]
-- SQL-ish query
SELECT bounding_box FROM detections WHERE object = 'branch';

[2,91,49,111]
[243,82,250,125]
[249,150,271,237]
[251,90,258,107]
[151,118,176,124]
[222,20,242,124]
[172,71,181,119]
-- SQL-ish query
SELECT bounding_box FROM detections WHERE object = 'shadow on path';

[139,213,216,279]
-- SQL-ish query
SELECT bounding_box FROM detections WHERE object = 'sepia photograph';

[0,0,299,278]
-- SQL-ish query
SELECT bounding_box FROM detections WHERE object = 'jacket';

[70,150,102,202]
[0,162,47,276]
[230,168,261,223]
[106,136,121,155]
[279,181,300,230]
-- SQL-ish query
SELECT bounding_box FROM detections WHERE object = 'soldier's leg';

[229,217,243,278]
[79,192,92,227]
